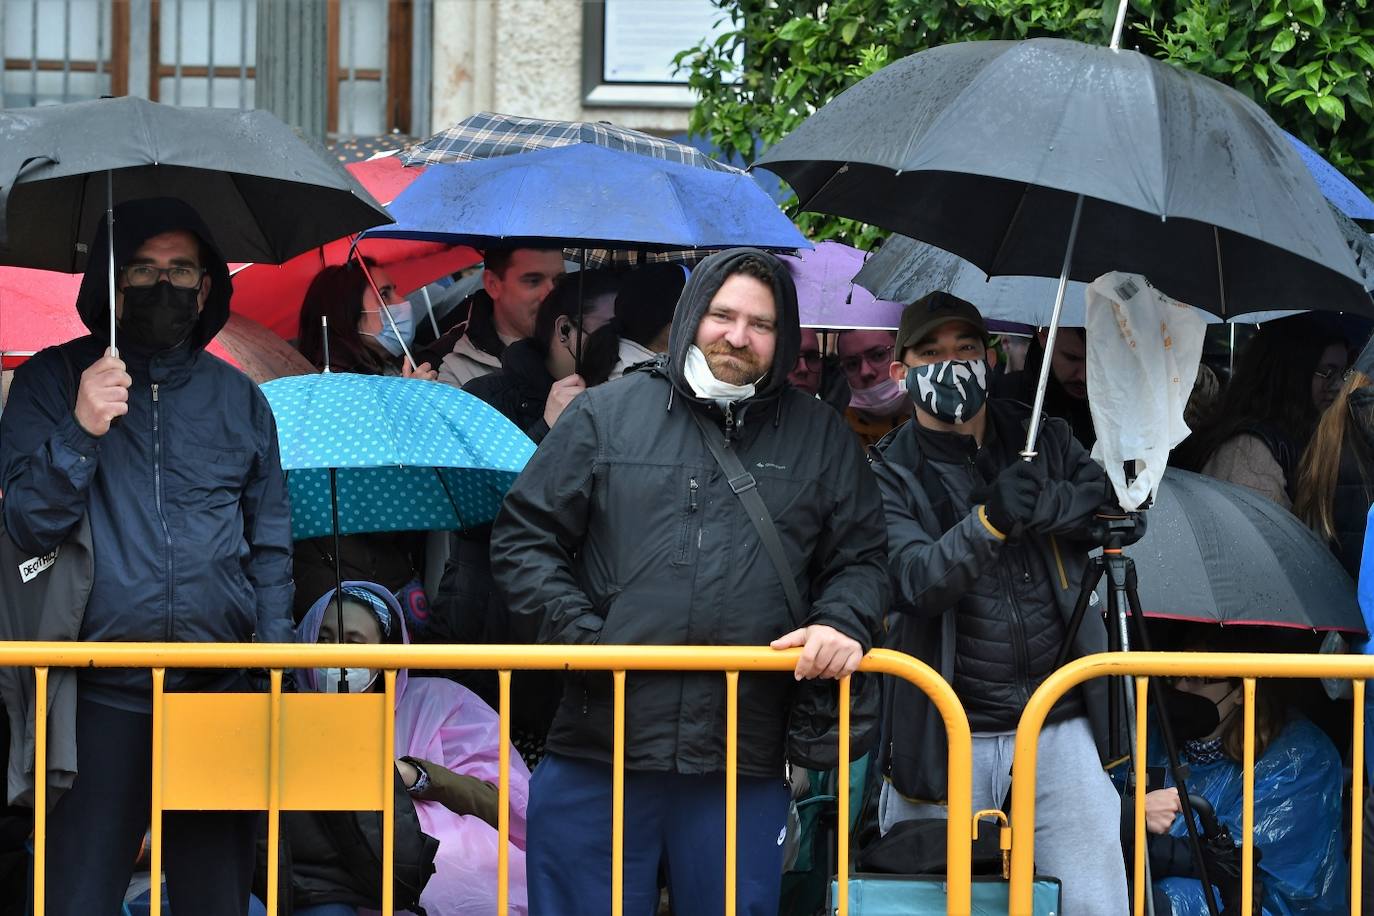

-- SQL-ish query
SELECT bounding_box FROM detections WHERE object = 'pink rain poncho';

[298,582,531,915]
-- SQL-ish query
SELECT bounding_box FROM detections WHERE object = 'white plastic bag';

[1085,272,1205,510]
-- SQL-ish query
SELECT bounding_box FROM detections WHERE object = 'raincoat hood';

[75,196,232,351]
[295,580,411,699]
[663,247,799,405]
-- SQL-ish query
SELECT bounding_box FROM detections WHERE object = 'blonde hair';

[1295,370,1373,542]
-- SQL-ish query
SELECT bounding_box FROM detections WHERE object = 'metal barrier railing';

[1009,652,1370,916]
[4,642,974,916]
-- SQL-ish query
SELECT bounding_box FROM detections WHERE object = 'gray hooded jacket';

[490,248,889,778]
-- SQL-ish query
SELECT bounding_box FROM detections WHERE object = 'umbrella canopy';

[778,241,904,330]
[212,312,315,382]
[0,96,391,270]
[853,234,1312,328]
[365,144,807,252]
[229,155,481,339]
[259,373,535,540]
[1116,469,1363,633]
[755,38,1373,318]
[1286,131,1374,220]
[401,110,741,173]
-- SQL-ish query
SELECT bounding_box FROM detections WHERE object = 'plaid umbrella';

[400,111,742,173]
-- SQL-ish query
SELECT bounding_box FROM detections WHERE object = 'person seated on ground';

[992,326,1095,449]
[608,263,686,379]
[838,328,912,447]
[273,582,531,916]
[1295,336,1374,578]
[435,248,565,388]
[295,259,438,380]
[1180,315,1348,510]
[1124,634,1347,916]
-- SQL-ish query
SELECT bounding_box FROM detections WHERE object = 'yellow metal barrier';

[4,642,973,915]
[1009,652,1373,916]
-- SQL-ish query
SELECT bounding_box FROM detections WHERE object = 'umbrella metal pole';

[421,285,441,338]
[575,248,587,373]
[106,170,118,358]
[353,250,420,373]
[1109,0,1130,49]
[1021,194,1085,460]
[321,317,331,373]
[329,467,348,693]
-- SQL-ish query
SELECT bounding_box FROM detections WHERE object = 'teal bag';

[828,873,1063,915]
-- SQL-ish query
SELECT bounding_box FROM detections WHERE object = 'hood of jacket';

[74,196,232,352]
[296,580,412,702]
[662,247,799,406]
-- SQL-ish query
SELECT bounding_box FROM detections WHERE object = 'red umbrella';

[0,265,308,384]
[229,155,481,339]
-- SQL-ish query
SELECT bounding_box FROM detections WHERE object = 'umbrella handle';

[1021,194,1084,460]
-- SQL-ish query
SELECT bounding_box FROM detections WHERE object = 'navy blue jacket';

[0,199,293,706]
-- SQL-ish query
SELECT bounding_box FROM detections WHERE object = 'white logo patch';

[777,826,787,846]
[18,548,59,583]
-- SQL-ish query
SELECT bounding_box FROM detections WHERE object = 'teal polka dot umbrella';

[260,372,535,540]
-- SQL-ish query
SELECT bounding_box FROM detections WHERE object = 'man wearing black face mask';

[870,291,1127,914]
[0,198,293,916]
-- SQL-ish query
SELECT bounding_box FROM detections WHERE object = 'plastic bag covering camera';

[1085,272,1205,510]
[1152,718,1347,915]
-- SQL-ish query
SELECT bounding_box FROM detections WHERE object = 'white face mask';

[315,666,378,694]
[683,344,757,407]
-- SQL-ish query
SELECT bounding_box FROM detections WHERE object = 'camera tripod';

[1053,506,1225,916]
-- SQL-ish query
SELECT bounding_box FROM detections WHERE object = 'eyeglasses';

[839,345,894,376]
[795,349,822,371]
[122,264,206,290]
[1314,365,1351,387]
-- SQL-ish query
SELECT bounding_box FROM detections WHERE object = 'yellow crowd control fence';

[1009,651,1373,916]
[3,642,973,916]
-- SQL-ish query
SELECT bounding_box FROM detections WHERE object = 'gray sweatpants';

[878,715,1128,916]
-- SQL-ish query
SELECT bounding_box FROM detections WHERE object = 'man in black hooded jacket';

[871,291,1127,914]
[0,198,293,915]
[490,248,888,915]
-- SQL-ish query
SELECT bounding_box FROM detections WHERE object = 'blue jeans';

[248,897,356,916]
[526,754,789,916]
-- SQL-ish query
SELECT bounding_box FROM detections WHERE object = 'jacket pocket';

[671,475,700,567]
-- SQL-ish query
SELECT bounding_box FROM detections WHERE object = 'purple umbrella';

[778,241,904,330]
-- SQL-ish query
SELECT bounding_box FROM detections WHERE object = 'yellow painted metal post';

[150,668,165,916]
[725,671,739,916]
[1134,677,1149,916]
[383,670,396,916]
[837,675,850,916]
[498,670,511,915]
[1241,678,1256,916]
[1353,680,1366,916]
[267,670,283,916]
[32,667,47,916]
[612,670,626,916]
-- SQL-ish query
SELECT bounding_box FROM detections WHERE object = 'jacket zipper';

[723,402,736,438]
[151,384,174,641]
[1002,561,1032,705]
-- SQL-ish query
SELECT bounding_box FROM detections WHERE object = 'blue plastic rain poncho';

[1154,718,1347,915]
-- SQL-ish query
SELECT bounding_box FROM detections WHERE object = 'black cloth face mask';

[118,281,201,352]
[1158,682,1234,741]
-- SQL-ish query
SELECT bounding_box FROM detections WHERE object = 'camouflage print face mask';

[904,359,989,425]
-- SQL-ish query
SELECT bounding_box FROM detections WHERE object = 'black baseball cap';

[895,291,988,352]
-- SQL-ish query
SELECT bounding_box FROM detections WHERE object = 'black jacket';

[871,398,1111,801]
[992,365,1096,451]
[1329,389,1374,578]
[0,199,294,706]
[489,248,889,778]
[462,338,555,445]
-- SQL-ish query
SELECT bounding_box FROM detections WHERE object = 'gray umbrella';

[1111,469,1363,633]
[0,98,390,269]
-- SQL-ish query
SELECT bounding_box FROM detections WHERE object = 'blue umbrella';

[259,372,535,540]
[1285,131,1374,220]
[361,143,808,252]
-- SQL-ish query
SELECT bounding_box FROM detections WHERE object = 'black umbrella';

[755,37,1374,457]
[1109,469,1363,633]
[0,97,392,352]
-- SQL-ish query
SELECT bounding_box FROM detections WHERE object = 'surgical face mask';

[314,666,378,694]
[684,344,756,407]
[119,281,201,352]
[904,359,988,424]
[847,376,908,415]
[366,301,415,358]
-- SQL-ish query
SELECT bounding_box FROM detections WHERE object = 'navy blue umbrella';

[362,143,807,252]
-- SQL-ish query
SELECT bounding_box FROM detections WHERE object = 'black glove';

[983,459,1045,535]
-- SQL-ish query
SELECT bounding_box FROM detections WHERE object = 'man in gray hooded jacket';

[491,248,888,915]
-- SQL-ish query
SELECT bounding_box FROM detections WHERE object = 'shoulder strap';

[687,407,807,624]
